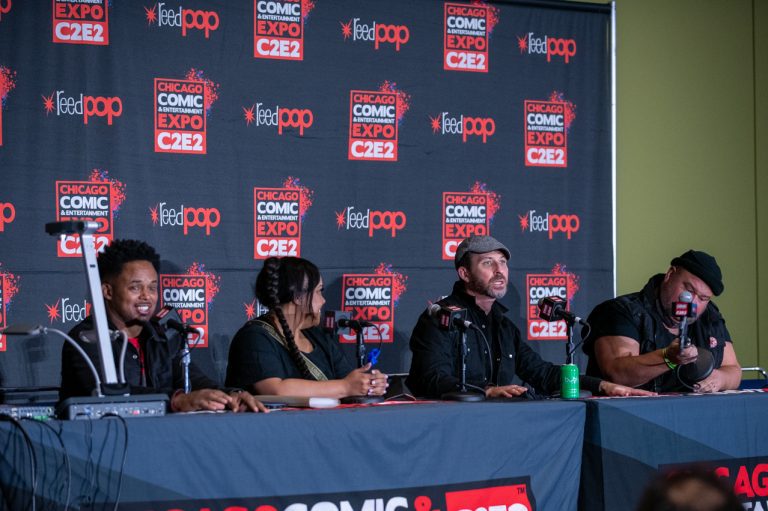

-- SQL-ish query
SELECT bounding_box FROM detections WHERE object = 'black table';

[1,400,585,511]
[580,390,768,511]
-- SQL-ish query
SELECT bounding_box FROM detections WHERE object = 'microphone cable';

[0,414,38,511]
[20,417,72,511]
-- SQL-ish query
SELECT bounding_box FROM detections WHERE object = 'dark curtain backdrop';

[0,0,612,388]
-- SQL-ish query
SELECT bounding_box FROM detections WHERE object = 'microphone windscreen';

[677,350,715,386]
[149,305,184,339]
[323,310,351,335]
[427,303,442,316]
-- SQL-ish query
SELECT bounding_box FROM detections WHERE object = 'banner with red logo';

[583,393,768,511]
[0,0,612,391]
[0,273,5,351]
[42,90,122,125]
[159,264,220,348]
[254,0,308,61]
[349,89,400,161]
[0,201,15,232]
[657,457,768,510]
[52,0,109,45]
[0,265,20,352]
[0,65,16,146]
[254,186,303,258]
[54,180,113,257]
[443,3,494,72]
[154,78,207,154]
[340,272,399,343]
[144,3,220,39]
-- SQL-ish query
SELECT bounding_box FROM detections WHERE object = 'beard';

[467,273,507,299]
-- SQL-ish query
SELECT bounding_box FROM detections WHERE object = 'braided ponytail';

[258,257,316,380]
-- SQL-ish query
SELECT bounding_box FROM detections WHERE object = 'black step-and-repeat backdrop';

[0,0,612,387]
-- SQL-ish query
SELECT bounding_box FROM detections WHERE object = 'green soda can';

[560,363,580,399]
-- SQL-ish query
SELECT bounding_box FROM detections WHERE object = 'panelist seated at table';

[60,239,267,413]
[582,249,741,393]
[225,257,389,399]
[406,235,654,400]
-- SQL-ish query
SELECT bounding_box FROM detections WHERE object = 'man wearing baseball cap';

[406,235,653,399]
[583,250,741,393]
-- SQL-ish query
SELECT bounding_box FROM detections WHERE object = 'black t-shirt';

[588,298,676,346]
[225,319,355,390]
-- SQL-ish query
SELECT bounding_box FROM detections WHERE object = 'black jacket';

[407,281,602,398]
[60,316,222,401]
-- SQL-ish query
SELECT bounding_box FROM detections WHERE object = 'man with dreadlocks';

[226,257,389,398]
[60,239,267,413]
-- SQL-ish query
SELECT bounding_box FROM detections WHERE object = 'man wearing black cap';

[583,250,741,393]
[406,235,653,399]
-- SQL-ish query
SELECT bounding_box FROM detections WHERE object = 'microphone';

[537,297,586,326]
[150,305,199,337]
[673,291,697,349]
[44,220,100,236]
[427,303,473,331]
[338,318,374,329]
[323,310,350,334]
[150,306,197,394]
[323,310,373,333]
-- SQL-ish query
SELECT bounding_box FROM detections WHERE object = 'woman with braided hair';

[226,257,389,398]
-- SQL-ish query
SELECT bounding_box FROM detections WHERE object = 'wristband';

[662,347,678,370]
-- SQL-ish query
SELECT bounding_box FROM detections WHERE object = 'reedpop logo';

[0,1,12,22]
[42,90,122,125]
[430,112,495,143]
[335,206,407,237]
[45,297,91,325]
[150,202,221,235]
[144,3,220,38]
[0,202,15,232]
[518,210,580,239]
[516,32,576,63]
[340,17,409,51]
[243,102,314,136]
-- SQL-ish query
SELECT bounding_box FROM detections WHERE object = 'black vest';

[587,275,728,392]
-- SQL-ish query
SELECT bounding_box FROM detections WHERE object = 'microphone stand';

[442,324,485,402]
[674,309,715,388]
[565,321,574,365]
[340,324,383,405]
[355,325,367,369]
[178,329,201,394]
